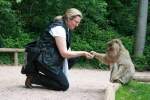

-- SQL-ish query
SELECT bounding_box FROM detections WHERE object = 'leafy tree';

[0,0,21,38]
[106,0,137,35]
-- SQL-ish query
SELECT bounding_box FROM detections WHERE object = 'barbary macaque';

[91,39,135,84]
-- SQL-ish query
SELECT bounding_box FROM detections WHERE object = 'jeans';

[23,57,79,91]
[32,61,69,91]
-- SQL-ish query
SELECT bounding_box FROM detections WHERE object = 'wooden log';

[0,48,24,52]
[133,76,150,82]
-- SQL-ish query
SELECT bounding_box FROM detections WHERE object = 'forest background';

[0,0,149,71]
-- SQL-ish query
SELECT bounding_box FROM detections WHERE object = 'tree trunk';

[135,0,148,56]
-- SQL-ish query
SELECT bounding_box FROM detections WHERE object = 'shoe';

[25,75,33,88]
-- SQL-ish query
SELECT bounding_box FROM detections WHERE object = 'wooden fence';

[0,48,25,66]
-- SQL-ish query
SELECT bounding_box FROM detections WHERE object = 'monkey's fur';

[91,39,135,84]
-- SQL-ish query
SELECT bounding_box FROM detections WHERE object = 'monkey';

[91,39,135,84]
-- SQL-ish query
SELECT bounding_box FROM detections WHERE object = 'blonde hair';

[64,8,82,20]
[54,15,63,21]
[54,8,82,21]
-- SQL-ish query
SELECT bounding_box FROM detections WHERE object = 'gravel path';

[0,66,112,100]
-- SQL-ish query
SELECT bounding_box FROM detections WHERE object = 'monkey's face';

[107,39,121,57]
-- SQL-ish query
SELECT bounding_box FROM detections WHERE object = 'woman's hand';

[83,52,94,59]
[90,51,97,57]
[55,36,94,59]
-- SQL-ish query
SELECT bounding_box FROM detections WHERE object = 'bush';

[106,0,137,35]
[133,56,148,71]
[0,0,22,37]
[120,36,134,54]
[3,32,33,48]
[132,35,150,71]
[0,0,149,70]
[0,53,13,65]
[0,32,33,65]
[72,28,120,69]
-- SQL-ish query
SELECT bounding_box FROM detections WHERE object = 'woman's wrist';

[81,51,86,57]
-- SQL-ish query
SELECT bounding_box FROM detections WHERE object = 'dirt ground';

[0,66,112,100]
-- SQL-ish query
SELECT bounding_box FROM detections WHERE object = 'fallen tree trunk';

[133,76,150,82]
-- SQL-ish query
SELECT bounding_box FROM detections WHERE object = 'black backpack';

[21,41,40,74]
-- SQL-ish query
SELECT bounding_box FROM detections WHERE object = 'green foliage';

[116,81,150,100]
[0,53,13,64]
[18,52,24,64]
[144,35,150,66]
[18,0,69,33]
[0,52,24,65]
[133,56,148,71]
[0,37,4,47]
[0,32,32,65]
[3,32,33,48]
[72,28,120,51]
[147,2,150,35]
[0,0,149,70]
[120,36,134,54]
[78,0,108,28]
[133,35,150,71]
[106,0,137,35]
[17,0,108,33]
[0,0,21,37]
[72,29,120,69]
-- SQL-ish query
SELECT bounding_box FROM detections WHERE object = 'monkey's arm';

[91,51,109,65]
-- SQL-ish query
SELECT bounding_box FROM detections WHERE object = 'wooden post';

[0,48,25,66]
[14,52,18,66]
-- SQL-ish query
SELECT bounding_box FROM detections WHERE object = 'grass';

[116,80,150,100]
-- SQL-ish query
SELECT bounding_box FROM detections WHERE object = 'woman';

[22,8,93,91]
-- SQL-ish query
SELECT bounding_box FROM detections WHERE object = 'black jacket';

[21,20,72,75]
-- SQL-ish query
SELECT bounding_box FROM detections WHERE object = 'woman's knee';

[61,82,69,91]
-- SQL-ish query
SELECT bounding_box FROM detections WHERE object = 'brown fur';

[91,39,135,84]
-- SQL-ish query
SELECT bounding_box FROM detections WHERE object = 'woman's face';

[67,16,81,30]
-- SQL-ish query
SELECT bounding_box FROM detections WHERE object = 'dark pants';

[32,62,69,91]
[23,57,79,91]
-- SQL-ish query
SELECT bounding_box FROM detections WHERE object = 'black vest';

[36,20,72,69]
